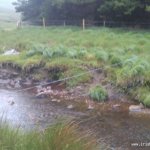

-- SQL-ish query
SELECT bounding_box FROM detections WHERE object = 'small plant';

[95,50,108,62]
[89,85,108,102]
[67,49,78,58]
[135,87,150,107]
[52,46,67,57]
[143,94,150,107]
[109,53,123,67]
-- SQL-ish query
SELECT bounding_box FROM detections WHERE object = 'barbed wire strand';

[15,62,121,93]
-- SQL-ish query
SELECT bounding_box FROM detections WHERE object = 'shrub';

[89,85,108,102]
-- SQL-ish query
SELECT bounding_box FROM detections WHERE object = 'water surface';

[0,88,150,149]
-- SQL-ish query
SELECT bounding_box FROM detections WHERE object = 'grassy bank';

[0,27,150,106]
[0,120,97,150]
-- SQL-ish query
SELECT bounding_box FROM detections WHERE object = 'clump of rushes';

[89,85,108,102]
[95,50,109,62]
[0,120,98,150]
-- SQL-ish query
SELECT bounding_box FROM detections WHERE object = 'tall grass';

[0,120,97,150]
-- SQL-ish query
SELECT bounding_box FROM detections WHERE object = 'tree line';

[13,0,150,25]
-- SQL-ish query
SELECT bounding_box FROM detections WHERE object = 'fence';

[1,17,150,29]
[21,18,150,29]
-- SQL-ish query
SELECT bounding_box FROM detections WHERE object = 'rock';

[67,105,74,109]
[51,99,57,102]
[10,101,15,105]
[14,81,21,88]
[129,104,150,115]
[88,105,94,110]
[129,104,144,112]
[112,104,121,109]
[36,86,53,98]
[57,100,61,103]
[3,49,19,56]
[22,79,32,86]
[8,100,15,105]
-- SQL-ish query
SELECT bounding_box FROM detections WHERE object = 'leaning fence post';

[17,20,22,29]
[103,20,106,27]
[63,20,66,27]
[82,18,85,30]
[43,17,46,28]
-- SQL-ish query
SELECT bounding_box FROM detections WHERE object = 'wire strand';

[15,63,120,93]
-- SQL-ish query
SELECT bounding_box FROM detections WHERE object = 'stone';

[112,104,121,109]
[57,100,61,103]
[88,105,94,110]
[10,101,15,105]
[129,104,144,112]
[51,99,57,102]
[67,105,74,109]
[3,49,19,56]
[8,100,15,105]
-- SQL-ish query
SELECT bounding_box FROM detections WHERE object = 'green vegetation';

[0,27,150,106]
[0,120,97,150]
[90,85,108,102]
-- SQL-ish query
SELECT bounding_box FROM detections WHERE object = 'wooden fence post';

[64,20,66,27]
[17,20,22,29]
[82,18,85,30]
[103,20,106,27]
[43,17,46,28]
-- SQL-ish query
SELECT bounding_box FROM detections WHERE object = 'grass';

[0,120,97,150]
[0,26,150,106]
[89,85,108,102]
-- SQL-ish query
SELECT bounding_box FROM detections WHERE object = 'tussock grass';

[89,85,108,102]
[0,120,98,150]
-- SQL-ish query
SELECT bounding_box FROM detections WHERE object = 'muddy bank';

[1,68,149,115]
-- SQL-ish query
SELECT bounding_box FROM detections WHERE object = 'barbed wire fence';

[1,17,150,29]
[19,18,150,29]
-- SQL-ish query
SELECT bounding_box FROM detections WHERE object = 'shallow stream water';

[0,85,150,149]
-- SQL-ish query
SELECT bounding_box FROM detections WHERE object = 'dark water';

[0,88,150,149]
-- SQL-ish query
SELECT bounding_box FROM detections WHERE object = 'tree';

[13,0,43,23]
[98,0,150,22]
[13,0,150,25]
[13,0,97,22]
